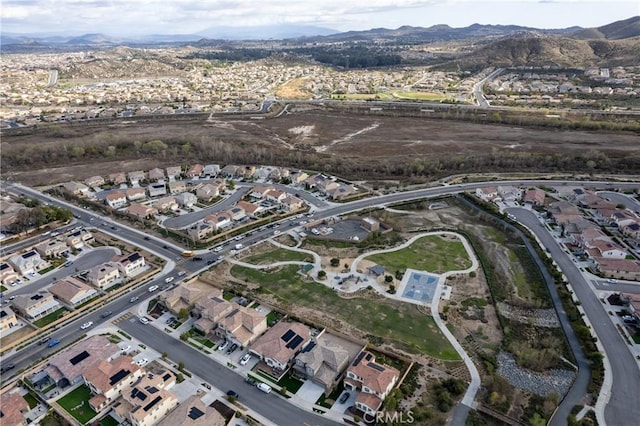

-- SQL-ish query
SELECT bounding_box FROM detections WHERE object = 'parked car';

[339,392,350,404]
[217,341,229,352]
[226,390,239,399]
[245,377,257,386]
[257,383,272,394]
[227,343,238,354]
[136,358,149,366]
[47,339,61,348]
[1,363,15,374]
[120,345,131,353]
[80,321,93,330]
[139,317,150,324]
[240,353,251,365]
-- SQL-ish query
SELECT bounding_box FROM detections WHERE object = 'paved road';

[504,208,591,426]
[510,208,640,426]
[472,68,503,107]
[596,190,640,214]
[162,187,250,229]
[119,319,341,426]
[594,280,640,293]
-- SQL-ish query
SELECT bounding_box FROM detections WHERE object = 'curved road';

[509,208,640,426]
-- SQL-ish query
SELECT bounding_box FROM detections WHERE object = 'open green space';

[34,307,69,328]
[231,264,459,359]
[242,246,312,264]
[393,91,447,101]
[367,234,471,274]
[57,385,97,425]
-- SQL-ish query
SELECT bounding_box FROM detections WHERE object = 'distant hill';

[197,24,338,40]
[447,33,640,69]
[572,16,640,40]
[65,33,122,45]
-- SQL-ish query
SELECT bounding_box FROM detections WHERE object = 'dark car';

[207,260,214,265]
[162,245,169,249]
[227,343,238,354]
[1,363,15,374]
[339,392,350,404]
[144,236,150,240]
[193,256,204,261]
[245,377,257,386]
[101,310,113,318]
[226,390,239,399]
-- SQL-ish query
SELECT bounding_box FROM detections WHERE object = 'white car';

[139,317,150,324]
[240,353,251,365]
[148,285,159,292]
[165,277,174,284]
[257,383,272,394]
[120,345,131,353]
[136,358,149,366]
[177,271,186,277]
[273,230,281,236]
[80,321,93,330]
[217,341,229,351]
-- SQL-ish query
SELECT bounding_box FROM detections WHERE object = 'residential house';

[127,170,146,185]
[157,394,229,426]
[344,351,400,415]
[255,166,276,181]
[148,183,167,198]
[152,196,179,212]
[611,210,637,227]
[269,167,288,182]
[35,239,69,258]
[168,181,187,195]
[0,306,19,333]
[220,165,240,178]
[43,335,119,388]
[0,262,19,286]
[203,164,221,177]
[12,291,60,320]
[303,174,324,189]
[116,252,146,277]
[250,186,273,199]
[576,192,615,209]
[475,186,499,201]
[109,172,127,185]
[175,192,197,208]
[114,370,178,426]
[210,178,227,193]
[278,196,302,212]
[620,292,640,321]
[596,259,640,281]
[227,206,246,221]
[523,188,546,206]
[204,212,233,232]
[621,221,640,240]
[66,229,93,249]
[126,187,147,202]
[106,191,128,209]
[187,222,214,241]
[291,171,309,186]
[148,168,165,182]
[317,179,339,195]
[9,250,47,275]
[165,166,182,181]
[249,321,312,375]
[0,392,29,426]
[588,240,627,259]
[215,305,267,348]
[49,276,98,307]
[158,281,203,315]
[87,262,121,290]
[196,184,219,202]
[85,175,105,188]
[86,356,143,412]
[192,290,232,334]
[497,185,522,202]
[239,165,256,179]
[186,164,204,178]
[126,203,159,220]
[265,188,286,203]
[326,185,355,201]
[293,332,362,393]
[236,201,261,217]
[61,181,90,197]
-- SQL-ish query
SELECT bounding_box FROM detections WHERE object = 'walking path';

[227,230,482,410]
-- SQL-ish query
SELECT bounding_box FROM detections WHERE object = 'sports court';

[401,270,440,303]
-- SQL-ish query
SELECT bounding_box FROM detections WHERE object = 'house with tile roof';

[0,391,29,426]
[344,351,400,415]
[12,291,60,320]
[87,262,121,290]
[113,370,178,426]
[49,276,98,307]
[157,395,229,426]
[85,356,143,412]
[249,321,311,375]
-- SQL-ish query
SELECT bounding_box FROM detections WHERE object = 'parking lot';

[311,219,369,242]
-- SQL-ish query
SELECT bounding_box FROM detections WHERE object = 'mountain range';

[2,17,638,47]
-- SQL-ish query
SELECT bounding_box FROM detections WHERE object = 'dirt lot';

[3,109,639,186]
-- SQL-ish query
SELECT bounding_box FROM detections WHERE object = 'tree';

[384,275,394,283]
[178,361,185,371]
[179,332,189,342]
[178,308,190,319]
[330,258,340,267]
[162,352,168,359]
[317,270,327,279]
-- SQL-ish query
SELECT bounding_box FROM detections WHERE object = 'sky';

[1,0,639,36]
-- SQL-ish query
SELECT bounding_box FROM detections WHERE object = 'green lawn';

[34,307,69,328]
[223,291,235,301]
[367,234,471,274]
[243,247,312,265]
[23,392,39,409]
[393,91,447,101]
[255,371,304,393]
[231,265,459,359]
[0,285,6,292]
[57,385,98,425]
[99,415,119,426]
[316,383,344,408]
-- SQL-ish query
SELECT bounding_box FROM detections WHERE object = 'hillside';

[572,16,640,40]
[446,34,640,69]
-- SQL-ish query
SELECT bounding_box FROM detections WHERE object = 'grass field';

[367,234,471,274]
[393,91,447,101]
[231,264,459,359]
[57,385,97,425]
[243,247,312,265]
[34,307,69,328]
